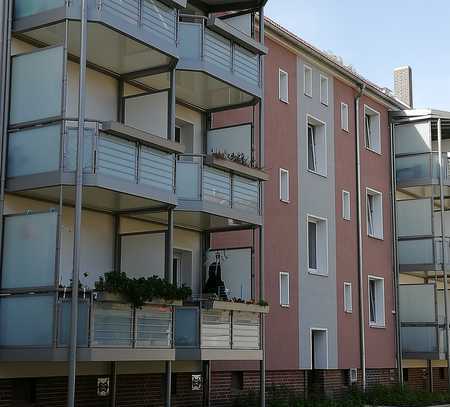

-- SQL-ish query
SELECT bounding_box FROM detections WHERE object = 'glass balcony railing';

[398,237,450,269]
[395,152,450,185]
[175,155,260,217]
[401,323,443,356]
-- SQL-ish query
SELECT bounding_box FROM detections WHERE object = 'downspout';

[390,121,403,385]
[355,83,366,390]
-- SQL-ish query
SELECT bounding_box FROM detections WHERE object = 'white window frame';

[306,114,327,177]
[304,64,313,97]
[279,272,290,307]
[320,74,329,106]
[364,105,381,154]
[344,282,353,313]
[310,327,329,370]
[279,168,290,203]
[340,102,349,132]
[342,190,351,220]
[368,275,385,328]
[307,214,328,276]
[279,69,289,103]
[366,188,383,240]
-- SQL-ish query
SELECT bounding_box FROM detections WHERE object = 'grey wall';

[297,57,337,369]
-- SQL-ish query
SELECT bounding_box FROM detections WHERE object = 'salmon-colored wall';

[211,36,299,371]
[359,95,396,369]
[334,79,360,369]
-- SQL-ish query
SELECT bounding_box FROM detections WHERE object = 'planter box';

[205,300,269,314]
[94,292,182,306]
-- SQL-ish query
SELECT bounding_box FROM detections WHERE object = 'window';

[364,105,381,153]
[320,74,329,105]
[279,168,289,202]
[366,189,383,239]
[175,126,181,143]
[279,272,290,307]
[342,190,351,220]
[231,372,244,391]
[307,215,328,275]
[368,276,385,327]
[341,103,349,131]
[279,69,289,103]
[307,115,327,176]
[12,379,36,405]
[304,65,312,97]
[344,282,353,313]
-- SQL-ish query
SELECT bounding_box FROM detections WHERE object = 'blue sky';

[265,0,450,110]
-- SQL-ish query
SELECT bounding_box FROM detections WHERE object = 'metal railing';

[175,154,260,215]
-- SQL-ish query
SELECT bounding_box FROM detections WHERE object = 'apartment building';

[0,0,270,406]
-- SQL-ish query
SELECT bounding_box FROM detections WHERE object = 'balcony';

[174,14,266,110]
[0,294,265,362]
[13,0,183,66]
[7,120,183,212]
[174,154,265,230]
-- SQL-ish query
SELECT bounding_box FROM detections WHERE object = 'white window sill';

[368,233,384,241]
[280,199,290,204]
[307,169,328,179]
[369,323,386,329]
[343,217,351,222]
[279,98,289,104]
[344,310,353,314]
[321,101,329,107]
[341,128,349,133]
[365,146,382,156]
[280,304,290,308]
[308,269,328,277]
[304,92,312,98]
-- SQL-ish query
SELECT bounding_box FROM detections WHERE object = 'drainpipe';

[354,84,366,390]
[258,7,266,407]
[390,122,403,385]
[437,118,450,389]
[68,0,87,405]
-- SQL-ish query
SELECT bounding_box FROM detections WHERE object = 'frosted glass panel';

[7,124,61,177]
[399,284,435,323]
[207,124,252,158]
[176,161,201,200]
[2,212,57,289]
[57,300,89,347]
[175,308,199,347]
[0,295,54,346]
[398,238,434,265]
[178,23,202,59]
[10,46,64,125]
[63,128,95,172]
[396,199,432,237]
[14,0,65,19]
[401,326,438,354]
[395,122,432,155]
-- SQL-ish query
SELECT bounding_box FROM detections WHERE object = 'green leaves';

[95,271,192,308]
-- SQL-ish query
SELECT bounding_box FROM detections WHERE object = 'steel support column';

[168,69,176,141]
[165,207,174,407]
[437,118,450,389]
[258,7,266,407]
[67,0,88,405]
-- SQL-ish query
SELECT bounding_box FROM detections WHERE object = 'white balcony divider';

[396,199,432,238]
[9,46,64,125]
[14,0,65,19]
[207,123,252,158]
[8,124,62,177]
[1,212,58,289]
[201,309,231,349]
[0,294,55,347]
[232,311,260,350]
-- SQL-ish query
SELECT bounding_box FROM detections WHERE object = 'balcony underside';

[176,348,262,361]
[131,206,260,231]
[195,0,267,12]
[14,20,174,81]
[6,173,176,213]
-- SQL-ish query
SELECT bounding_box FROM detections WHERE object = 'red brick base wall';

[0,368,399,406]
[404,367,450,393]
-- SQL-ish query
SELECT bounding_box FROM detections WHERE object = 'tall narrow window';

[279,168,290,202]
[368,276,385,327]
[307,216,328,275]
[342,190,351,220]
[341,103,349,131]
[307,124,316,172]
[344,282,352,313]
[364,105,381,153]
[175,126,181,143]
[279,272,290,307]
[320,74,328,105]
[304,65,312,97]
[308,220,317,270]
[279,69,289,103]
[366,189,383,239]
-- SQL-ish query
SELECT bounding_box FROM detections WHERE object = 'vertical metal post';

[165,207,174,407]
[437,118,450,389]
[202,360,211,407]
[390,122,403,385]
[427,360,433,392]
[110,361,118,407]
[258,7,265,407]
[117,79,124,123]
[167,69,176,141]
[68,0,87,405]
[0,0,12,278]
